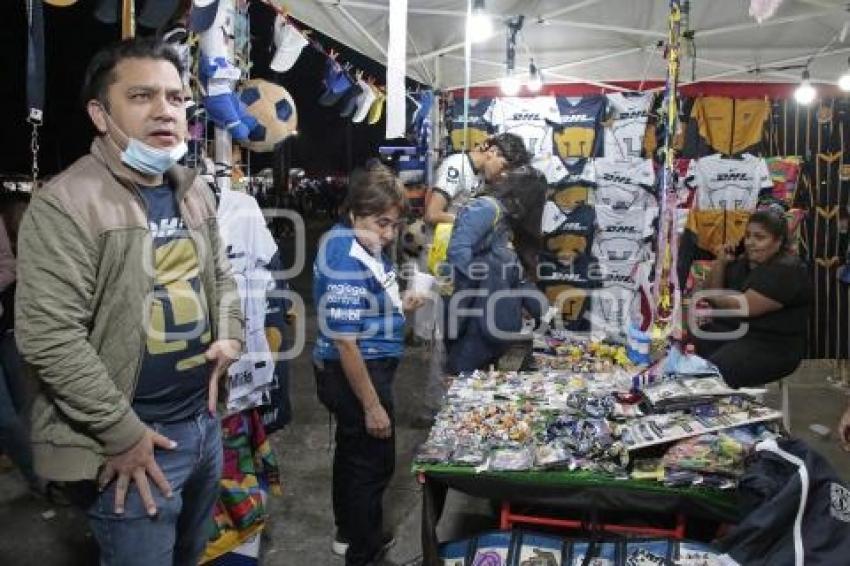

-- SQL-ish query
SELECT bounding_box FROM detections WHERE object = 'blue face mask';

[121,138,188,176]
[99,105,188,176]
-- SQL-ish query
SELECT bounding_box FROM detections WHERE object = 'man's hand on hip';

[98,428,176,515]
[205,339,242,413]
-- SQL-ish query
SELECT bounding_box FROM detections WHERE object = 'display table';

[414,464,739,566]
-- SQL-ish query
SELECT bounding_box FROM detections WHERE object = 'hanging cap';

[137,0,178,29]
[270,15,309,73]
[189,0,220,32]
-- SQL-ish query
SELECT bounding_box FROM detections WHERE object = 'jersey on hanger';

[604,92,654,158]
[483,96,560,158]
[590,260,652,342]
[537,252,601,333]
[688,153,772,211]
[551,158,596,210]
[551,95,607,159]
[542,203,596,262]
[592,157,657,215]
[448,97,495,152]
[433,152,481,213]
[532,152,569,184]
[691,96,769,155]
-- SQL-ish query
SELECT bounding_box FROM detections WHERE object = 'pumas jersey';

[448,97,495,152]
[538,253,600,333]
[604,92,653,158]
[532,152,569,184]
[484,96,560,158]
[590,260,653,342]
[688,153,772,211]
[433,153,481,213]
[542,203,596,262]
[552,95,607,158]
[592,207,656,263]
[591,157,656,216]
[551,158,596,210]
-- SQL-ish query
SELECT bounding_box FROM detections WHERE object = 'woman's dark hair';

[748,209,789,252]
[486,166,548,275]
[487,133,531,169]
[81,38,184,109]
[341,161,407,219]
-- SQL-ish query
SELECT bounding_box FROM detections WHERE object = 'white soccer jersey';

[433,153,481,213]
[532,152,568,184]
[592,157,656,214]
[484,96,561,158]
[688,153,772,211]
[604,92,653,158]
[590,260,652,342]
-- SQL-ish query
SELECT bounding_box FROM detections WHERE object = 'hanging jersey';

[592,157,656,213]
[592,210,655,264]
[483,96,560,158]
[551,158,596,210]
[765,156,802,205]
[604,92,653,158]
[538,252,600,333]
[688,153,772,211]
[532,152,569,184]
[551,95,607,158]
[591,260,652,342]
[685,209,750,254]
[433,153,481,213]
[448,97,495,152]
[541,204,596,262]
[691,96,769,155]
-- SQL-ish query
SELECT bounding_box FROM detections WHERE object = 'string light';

[467,0,492,43]
[838,57,850,91]
[794,69,816,105]
[500,69,521,96]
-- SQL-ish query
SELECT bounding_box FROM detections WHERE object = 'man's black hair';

[487,133,531,169]
[80,37,184,110]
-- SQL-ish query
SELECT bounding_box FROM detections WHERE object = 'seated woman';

[444,166,548,374]
[692,209,811,388]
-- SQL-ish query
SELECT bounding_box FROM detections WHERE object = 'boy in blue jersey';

[313,163,424,566]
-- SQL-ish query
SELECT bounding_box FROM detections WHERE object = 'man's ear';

[87,100,108,134]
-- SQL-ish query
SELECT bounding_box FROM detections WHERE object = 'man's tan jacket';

[15,136,244,481]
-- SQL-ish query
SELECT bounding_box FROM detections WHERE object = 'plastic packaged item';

[489,446,535,471]
[534,442,575,469]
[415,441,454,464]
[450,442,488,466]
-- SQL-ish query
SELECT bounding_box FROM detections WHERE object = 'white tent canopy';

[288,0,850,90]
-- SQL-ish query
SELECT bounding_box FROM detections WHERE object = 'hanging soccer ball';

[238,79,298,153]
[402,219,428,258]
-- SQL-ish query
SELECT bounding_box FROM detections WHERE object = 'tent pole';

[462,0,472,153]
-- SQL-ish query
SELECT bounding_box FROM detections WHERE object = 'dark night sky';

[0,0,417,178]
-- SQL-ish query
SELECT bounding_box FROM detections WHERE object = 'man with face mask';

[14,38,244,565]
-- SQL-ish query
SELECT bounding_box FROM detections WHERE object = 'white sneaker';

[332,532,396,557]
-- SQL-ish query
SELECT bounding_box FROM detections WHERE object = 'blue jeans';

[75,411,223,566]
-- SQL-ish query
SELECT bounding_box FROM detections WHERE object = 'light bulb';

[467,0,493,43]
[527,61,542,92]
[500,72,521,96]
[794,71,816,105]
[839,72,850,92]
